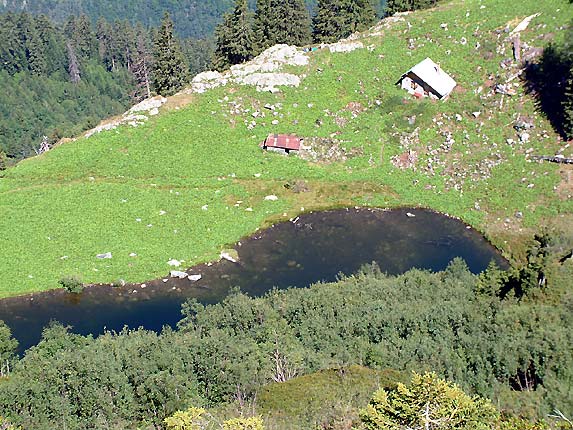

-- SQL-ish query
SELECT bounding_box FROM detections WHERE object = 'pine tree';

[26,25,47,76]
[66,41,81,84]
[132,25,153,101]
[0,13,28,74]
[347,0,377,33]
[253,0,274,53]
[385,0,438,15]
[152,12,188,96]
[213,0,255,71]
[275,0,312,47]
[96,17,112,68]
[313,0,376,43]
[35,14,65,75]
[253,0,312,54]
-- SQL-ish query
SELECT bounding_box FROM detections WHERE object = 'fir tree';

[253,0,312,54]
[96,17,112,67]
[66,40,81,84]
[385,0,439,15]
[253,0,274,53]
[274,0,312,48]
[132,25,153,101]
[26,25,47,76]
[347,0,377,34]
[314,0,375,43]
[152,12,188,96]
[212,0,255,71]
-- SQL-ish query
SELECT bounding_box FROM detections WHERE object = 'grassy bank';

[0,0,571,298]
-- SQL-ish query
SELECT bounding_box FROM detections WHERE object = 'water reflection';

[0,208,507,352]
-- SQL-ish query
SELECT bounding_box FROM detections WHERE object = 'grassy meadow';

[0,0,572,298]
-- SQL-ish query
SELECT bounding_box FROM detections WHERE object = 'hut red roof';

[263,134,302,151]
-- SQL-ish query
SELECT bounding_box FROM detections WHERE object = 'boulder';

[170,270,188,279]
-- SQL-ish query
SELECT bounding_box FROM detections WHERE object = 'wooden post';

[513,35,521,62]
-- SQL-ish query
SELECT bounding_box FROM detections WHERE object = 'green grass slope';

[1,0,572,298]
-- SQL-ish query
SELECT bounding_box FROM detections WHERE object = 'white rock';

[220,252,238,263]
[170,270,188,279]
[188,274,202,282]
[406,212,416,218]
[264,195,279,201]
[202,205,209,210]
[167,259,181,267]
[96,252,112,259]
[128,96,166,113]
[327,41,364,53]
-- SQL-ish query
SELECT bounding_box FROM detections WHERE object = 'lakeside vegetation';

[0,252,572,428]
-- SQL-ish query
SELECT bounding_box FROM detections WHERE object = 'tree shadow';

[522,43,572,140]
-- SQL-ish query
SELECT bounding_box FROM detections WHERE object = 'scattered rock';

[326,41,364,53]
[167,259,181,267]
[96,252,112,259]
[406,212,416,217]
[170,270,188,279]
[220,251,238,263]
[85,96,166,138]
[264,195,279,201]
[188,274,202,282]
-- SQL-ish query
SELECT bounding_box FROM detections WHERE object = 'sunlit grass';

[0,0,571,297]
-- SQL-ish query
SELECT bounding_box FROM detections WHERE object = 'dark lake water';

[0,208,507,352]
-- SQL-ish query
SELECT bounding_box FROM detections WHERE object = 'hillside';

[0,0,572,298]
[0,0,337,39]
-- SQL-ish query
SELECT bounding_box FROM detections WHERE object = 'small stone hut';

[397,58,457,100]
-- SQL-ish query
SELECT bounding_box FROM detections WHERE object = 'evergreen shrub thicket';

[1,254,572,429]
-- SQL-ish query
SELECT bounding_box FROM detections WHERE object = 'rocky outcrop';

[85,96,167,138]
[190,44,308,94]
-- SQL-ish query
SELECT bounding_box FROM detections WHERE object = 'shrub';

[58,276,84,293]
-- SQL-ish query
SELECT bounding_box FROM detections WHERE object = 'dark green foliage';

[253,0,312,54]
[152,13,189,96]
[213,0,256,70]
[0,320,18,377]
[0,12,212,159]
[182,37,215,77]
[384,0,439,15]
[0,0,250,40]
[58,276,84,293]
[2,256,572,428]
[313,0,377,43]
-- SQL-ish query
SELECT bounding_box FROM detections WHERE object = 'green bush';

[58,276,84,293]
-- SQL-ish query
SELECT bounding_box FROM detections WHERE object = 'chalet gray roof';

[406,57,457,98]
